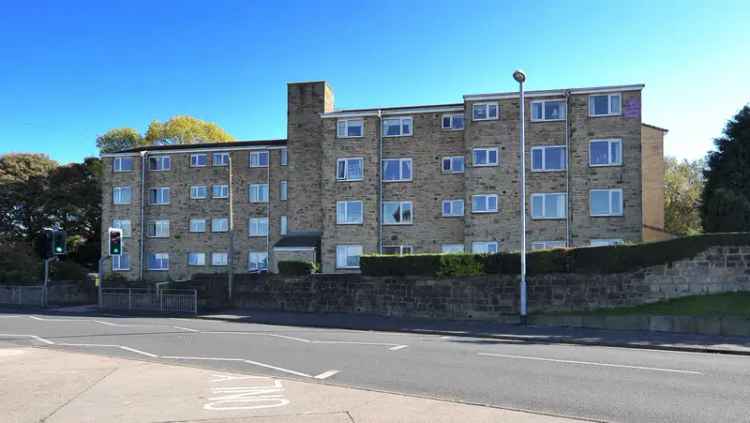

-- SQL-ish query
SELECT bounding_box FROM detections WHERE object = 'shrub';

[50,260,89,281]
[436,254,485,277]
[278,260,318,276]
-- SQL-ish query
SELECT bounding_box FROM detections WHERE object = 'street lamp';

[513,69,528,325]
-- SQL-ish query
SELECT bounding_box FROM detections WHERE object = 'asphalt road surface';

[2,312,749,422]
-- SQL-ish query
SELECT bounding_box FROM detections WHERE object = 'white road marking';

[204,374,289,411]
[0,315,21,318]
[56,342,158,358]
[93,320,132,327]
[313,370,340,379]
[0,333,55,345]
[162,355,314,378]
[389,345,409,351]
[477,352,704,375]
[173,326,200,332]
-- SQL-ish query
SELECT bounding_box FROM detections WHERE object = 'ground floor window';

[211,252,229,266]
[248,252,268,272]
[188,252,206,266]
[147,253,169,270]
[590,239,624,247]
[336,245,363,269]
[531,240,566,250]
[472,241,498,254]
[382,245,413,255]
[441,244,464,254]
[112,254,129,271]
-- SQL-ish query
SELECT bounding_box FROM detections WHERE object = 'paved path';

[2,312,750,422]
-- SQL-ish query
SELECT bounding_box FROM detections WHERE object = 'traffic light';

[52,230,66,255]
[109,228,123,256]
[38,228,66,258]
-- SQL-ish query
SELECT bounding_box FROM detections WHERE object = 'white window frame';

[188,252,206,266]
[589,138,623,167]
[189,218,207,233]
[113,186,131,205]
[589,93,622,117]
[112,219,132,238]
[531,146,567,172]
[211,217,229,232]
[336,200,364,225]
[442,199,464,217]
[590,239,625,247]
[382,116,413,137]
[382,158,412,182]
[382,201,413,225]
[442,113,465,130]
[280,180,288,201]
[471,194,498,213]
[211,252,228,266]
[190,153,208,167]
[382,245,414,256]
[441,244,465,254]
[336,245,363,269]
[530,99,566,122]
[249,184,269,203]
[146,220,170,238]
[212,184,229,199]
[148,155,171,171]
[213,152,229,167]
[148,253,169,271]
[149,187,170,205]
[530,193,567,220]
[531,240,566,250]
[442,156,465,174]
[280,216,288,235]
[249,151,269,168]
[113,157,134,172]
[249,217,269,237]
[336,118,364,138]
[472,147,499,167]
[190,185,208,200]
[472,102,499,121]
[472,241,498,254]
[248,251,269,272]
[280,149,288,166]
[112,253,130,271]
[336,157,364,182]
[590,189,624,217]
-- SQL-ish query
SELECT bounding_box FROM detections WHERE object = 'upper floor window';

[211,252,228,266]
[249,251,269,272]
[280,216,288,235]
[472,241,498,254]
[336,200,363,224]
[213,152,229,166]
[113,157,134,172]
[336,158,364,181]
[337,119,364,138]
[112,219,132,238]
[249,184,269,203]
[211,217,229,232]
[146,220,170,238]
[442,156,465,174]
[442,114,464,130]
[472,102,498,121]
[530,193,567,219]
[190,153,208,167]
[590,189,623,217]
[280,149,288,166]
[249,151,269,167]
[336,245,362,269]
[590,139,622,166]
[531,146,566,171]
[383,117,413,137]
[383,245,414,255]
[382,158,412,182]
[531,100,566,121]
[383,201,413,225]
[590,239,624,247]
[113,186,131,205]
[532,240,566,250]
[148,155,170,171]
[147,253,169,271]
[249,217,269,237]
[472,194,498,213]
[473,148,499,167]
[280,180,288,201]
[189,218,207,233]
[442,199,464,217]
[188,252,206,266]
[149,187,170,205]
[212,184,229,199]
[589,93,621,117]
[441,244,465,254]
[190,185,208,199]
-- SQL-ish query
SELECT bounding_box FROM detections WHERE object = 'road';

[1,312,749,422]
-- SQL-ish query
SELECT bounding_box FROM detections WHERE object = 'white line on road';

[477,352,704,375]
[0,333,55,345]
[56,343,159,358]
[314,370,340,379]
[161,355,315,378]
[173,326,200,332]
[389,345,409,351]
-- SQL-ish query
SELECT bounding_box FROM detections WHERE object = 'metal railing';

[100,288,197,314]
[0,285,45,307]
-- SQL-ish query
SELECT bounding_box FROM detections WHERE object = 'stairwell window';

[531,146,566,171]
[590,139,622,166]
[472,194,498,213]
[280,180,288,201]
[530,193,567,219]
[589,93,621,117]
[249,252,268,272]
[383,117,413,137]
[336,200,363,224]
[249,217,269,237]
[249,184,269,203]
[113,157,134,172]
[337,119,364,138]
[211,218,229,232]
[190,185,208,199]
[472,102,498,121]
[590,189,623,217]
[190,153,208,167]
[213,152,229,166]
[280,216,288,235]
[211,252,228,266]
[473,148,499,167]
[146,220,169,238]
[472,241,498,254]
[148,253,169,271]
[113,186,131,205]
[382,158,412,182]
[442,199,464,217]
[148,155,171,171]
[336,158,364,181]
[383,201,413,225]
[442,114,464,130]
[280,149,288,166]
[149,187,170,205]
[188,252,206,266]
[531,100,566,121]
[249,151,269,167]
[442,156,465,174]
[336,245,362,269]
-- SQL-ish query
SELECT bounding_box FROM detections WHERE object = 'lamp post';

[513,69,528,325]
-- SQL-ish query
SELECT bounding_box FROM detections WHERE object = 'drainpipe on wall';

[139,151,146,281]
[564,90,572,247]
[228,153,234,299]
[266,150,271,271]
[377,110,384,254]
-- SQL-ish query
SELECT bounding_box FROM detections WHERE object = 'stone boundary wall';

[230,246,750,320]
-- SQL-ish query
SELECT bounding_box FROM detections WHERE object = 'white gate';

[100,288,197,314]
[0,285,45,307]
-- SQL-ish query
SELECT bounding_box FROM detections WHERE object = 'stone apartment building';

[101,80,667,279]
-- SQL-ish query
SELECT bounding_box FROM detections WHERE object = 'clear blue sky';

[1,0,748,164]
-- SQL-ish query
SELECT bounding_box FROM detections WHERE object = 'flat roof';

[115,139,287,153]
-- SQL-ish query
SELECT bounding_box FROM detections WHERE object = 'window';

[249,252,268,272]
[190,153,208,167]
[189,218,207,233]
[213,152,229,166]
[590,189,623,216]
[113,157,134,172]
[530,193,567,219]
[442,199,464,217]
[148,253,169,271]
[590,239,625,247]
[249,184,269,203]
[336,119,364,138]
[472,241,498,254]
[532,240,566,250]
[149,187,170,205]
[212,184,229,199]
[531,146,566,171]
[442,156,465,173]
[473,148,499,167]
[146,220,169,238]
[442,114,464,130]
[280,216,288,235]
[441,244,465,254]
[211,217,229,232]
[112,219,132,238]
[531,100,566,121]
[383,201,413,225]
[249,217,269,237]
[249,151,269,167]
[383,245,414,255]
[190,185,208,199]
[188,252,206,266]
[211,252,228,266]
[382,117,413,137]
[472,102,498,121]
[280,149,288,166]
[148,155,170,171]
[336,158,364,181]
[336,245,362,269]
[382,158,412,182]
[112,254,129,271]
[472,194,498,213]
[280,180,288,201]
[590,139,622,166]
[589,93,621,117]
[113,186,131,205]
[336,200,363,224]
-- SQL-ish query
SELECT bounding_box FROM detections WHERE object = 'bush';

[50,260,89,281]
[278,260,318,276]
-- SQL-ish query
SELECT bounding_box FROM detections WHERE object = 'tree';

[95,128,145,153]
[702,105,750,232]
[144,115,234,145]
[0,153,58,240]
[664,157,704,236]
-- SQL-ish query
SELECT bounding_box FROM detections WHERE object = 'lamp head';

[513,69,526,83]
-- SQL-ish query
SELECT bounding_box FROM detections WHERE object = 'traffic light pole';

[98,255,110,309]
[43,256,56,307]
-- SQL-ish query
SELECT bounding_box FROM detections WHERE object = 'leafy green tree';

[664,157,704,235]
[95,128,145,153]
[702,105,750,232]
[0,153,58,240]
[144,115,234,145]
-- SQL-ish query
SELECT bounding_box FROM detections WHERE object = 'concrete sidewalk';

[2,344,586,423]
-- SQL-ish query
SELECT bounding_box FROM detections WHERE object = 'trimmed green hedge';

[360,233,750,277]
[278,260,318,276]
